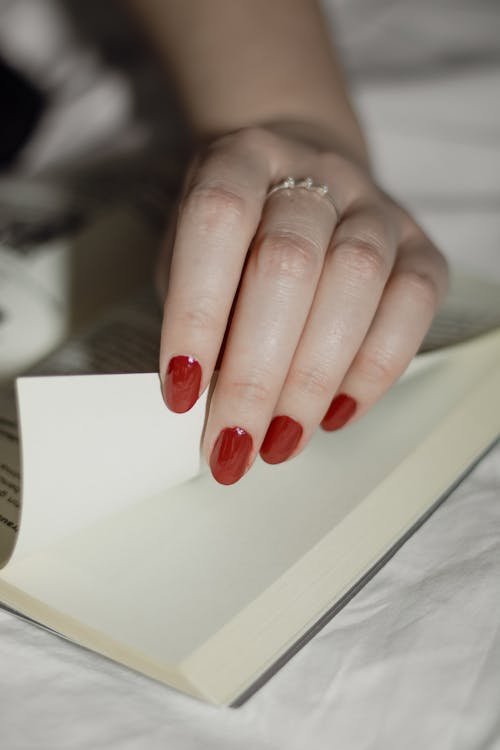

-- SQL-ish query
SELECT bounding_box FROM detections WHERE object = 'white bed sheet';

[1,4,500,748]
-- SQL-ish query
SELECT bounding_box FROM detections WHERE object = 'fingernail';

[260,416,303,465]
[321,393,357,431]
[210,427,253,485]
[164,355,202,413]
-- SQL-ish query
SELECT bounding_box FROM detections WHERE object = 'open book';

[1,258,500,704]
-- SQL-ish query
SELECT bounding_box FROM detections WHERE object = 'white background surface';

[1,1,499,747]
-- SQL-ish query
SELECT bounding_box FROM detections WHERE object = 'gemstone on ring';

[266,176,338,216]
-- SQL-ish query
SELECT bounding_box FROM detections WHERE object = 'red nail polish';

[321,393,357,431]
[260,416,303,465]
[164,356,202,413]
[210,427,253,485]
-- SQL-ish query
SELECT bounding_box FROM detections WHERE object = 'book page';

[0,391,21,567]
[2,330,499,673]
[0,288,207,565]
[31,287,162,377]
[421,272,500,351]
[8,373,206,563]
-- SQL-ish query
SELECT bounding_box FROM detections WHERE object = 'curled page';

[4,374,206,564]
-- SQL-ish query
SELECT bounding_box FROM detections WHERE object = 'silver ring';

[266,176,338,215]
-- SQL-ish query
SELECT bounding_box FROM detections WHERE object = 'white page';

[10,374,207,562]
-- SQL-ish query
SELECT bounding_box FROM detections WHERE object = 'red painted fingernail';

[321,393,357,431]
[210,427,253,485]
[260,416,303,465]
[164,356,202,413]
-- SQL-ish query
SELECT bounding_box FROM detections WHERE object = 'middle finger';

[204,185,338,484]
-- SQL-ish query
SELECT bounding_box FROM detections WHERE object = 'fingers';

[158,128,449,485]
[259,201,399,463]
[204,185,338,483]
[320,232,449,431]
[159,132,271,412]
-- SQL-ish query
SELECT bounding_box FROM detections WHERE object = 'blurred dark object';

[0,55,46,169]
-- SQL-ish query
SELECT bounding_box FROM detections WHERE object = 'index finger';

[159,131,270,412]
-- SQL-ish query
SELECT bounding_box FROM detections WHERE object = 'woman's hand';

[157,125,449,484]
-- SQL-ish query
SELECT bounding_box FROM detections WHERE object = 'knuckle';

[208,127,274,163]
[182,183,246,234]
[225,374,273,405]
[320,151,345,173]
[234,125,272,151]
[429,246,450,294]
[354,345,396,387]
[287,363,332,399]
[334,237,389,285]
[320,151,353,180]
[171,298,221,334]
[395,268,441,309]
[255,231,322,282]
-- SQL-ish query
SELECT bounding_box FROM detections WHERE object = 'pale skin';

[126,0,449,484]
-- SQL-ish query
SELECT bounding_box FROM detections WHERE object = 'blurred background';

[1,0,499,378]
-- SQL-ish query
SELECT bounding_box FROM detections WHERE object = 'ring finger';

[320,232,449,431]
